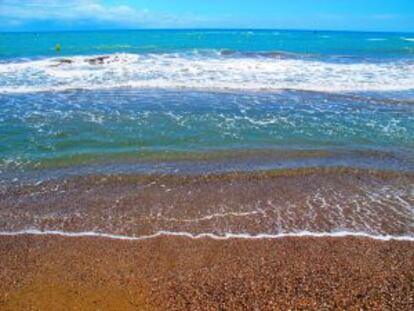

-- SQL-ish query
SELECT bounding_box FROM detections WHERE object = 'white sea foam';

[402,37,414,42]
[0,229,413,242]
[0,53,413,94]
[159,210,262,223]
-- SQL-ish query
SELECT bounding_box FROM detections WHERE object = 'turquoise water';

[1,29,414,59]
[0,30,414,180]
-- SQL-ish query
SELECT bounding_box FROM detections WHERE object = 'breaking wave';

[1,52,413,94]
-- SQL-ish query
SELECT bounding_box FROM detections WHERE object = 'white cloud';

[0,0,205,28]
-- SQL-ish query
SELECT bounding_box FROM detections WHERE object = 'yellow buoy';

[55,43,61,52]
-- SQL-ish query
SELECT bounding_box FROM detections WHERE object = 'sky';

[1,0,414,32]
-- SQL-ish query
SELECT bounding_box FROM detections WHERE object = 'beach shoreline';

[2,168,413,238]
[1,235,413,310]
[1,28,414,311]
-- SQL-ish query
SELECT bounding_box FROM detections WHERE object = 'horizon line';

[1,27,414,35]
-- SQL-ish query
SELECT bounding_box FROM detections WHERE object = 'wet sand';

[1,168,413,237]
[0,235,413,310]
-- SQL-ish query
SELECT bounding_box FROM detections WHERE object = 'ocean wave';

[0,229,413,242]
[219,50,307,59]
[0,52,413,94]
[402,37,414,42]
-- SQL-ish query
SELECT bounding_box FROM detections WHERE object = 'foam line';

[159,211,262,223]
[0,229,413,242]
[1,52,414,94]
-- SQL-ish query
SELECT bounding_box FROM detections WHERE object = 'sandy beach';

[1,169,413,309]
[0,235,413,310]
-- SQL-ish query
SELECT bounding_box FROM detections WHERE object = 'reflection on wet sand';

[1,168,413,238]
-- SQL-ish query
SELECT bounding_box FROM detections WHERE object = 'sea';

[0,30,413,241]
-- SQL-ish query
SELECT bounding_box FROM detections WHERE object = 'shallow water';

[1,89,413,176]
[1,169,413,238]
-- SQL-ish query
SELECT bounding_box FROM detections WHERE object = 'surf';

[1,52,414,94]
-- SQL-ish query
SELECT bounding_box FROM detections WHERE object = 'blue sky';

[1,0,414,32]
